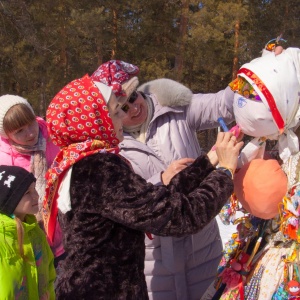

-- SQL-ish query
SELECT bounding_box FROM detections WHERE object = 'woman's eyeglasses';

[121,91,139,113]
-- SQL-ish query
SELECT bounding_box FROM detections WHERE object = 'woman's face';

[108,94,126,142]
[121,92,148,127]
[7,120,39,146]
[14,182,39,221]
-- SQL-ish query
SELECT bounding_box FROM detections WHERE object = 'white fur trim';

[138,78,193,107]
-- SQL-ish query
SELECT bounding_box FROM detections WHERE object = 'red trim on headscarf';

[238,279,245,300]
[238,68,285,133]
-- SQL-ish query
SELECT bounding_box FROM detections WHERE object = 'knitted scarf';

[11,129,47,209]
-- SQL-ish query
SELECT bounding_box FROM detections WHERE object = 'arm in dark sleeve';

[71,153,233,238]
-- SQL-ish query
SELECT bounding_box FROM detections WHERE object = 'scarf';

[11,128,47,209]
[123,94,154,143]
[43,75,119,243]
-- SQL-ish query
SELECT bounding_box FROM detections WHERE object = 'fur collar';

[138,78,193,107]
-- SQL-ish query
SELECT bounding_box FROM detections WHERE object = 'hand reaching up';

[215,132,244,174]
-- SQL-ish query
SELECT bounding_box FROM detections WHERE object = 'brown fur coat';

[56,152,232,300]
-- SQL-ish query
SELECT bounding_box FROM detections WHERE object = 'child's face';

[7,120,39,146]
[14,182,39,221]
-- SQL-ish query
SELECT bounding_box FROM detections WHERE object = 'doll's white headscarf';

[232,48,300,167]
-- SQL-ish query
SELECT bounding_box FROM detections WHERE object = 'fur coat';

[56,152,233,300]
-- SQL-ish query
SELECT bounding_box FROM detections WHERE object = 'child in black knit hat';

[0,165,55,299]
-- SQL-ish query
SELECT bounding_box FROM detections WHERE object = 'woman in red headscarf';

[43,73,243,299]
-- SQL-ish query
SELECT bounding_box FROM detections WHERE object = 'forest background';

[0,0,299,150]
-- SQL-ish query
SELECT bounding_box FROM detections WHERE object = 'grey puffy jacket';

[120,79,235,300]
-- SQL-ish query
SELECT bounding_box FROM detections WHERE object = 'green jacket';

[0,214,56,300]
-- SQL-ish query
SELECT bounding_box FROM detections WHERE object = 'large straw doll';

[208,47,300,300]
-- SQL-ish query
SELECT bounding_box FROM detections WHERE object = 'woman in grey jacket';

[91,60,236,300]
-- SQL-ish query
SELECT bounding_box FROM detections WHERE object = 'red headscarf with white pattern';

[43,74,119,243]
[91,60,139,96]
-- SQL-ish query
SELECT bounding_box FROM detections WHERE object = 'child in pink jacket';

[0,94,65,264]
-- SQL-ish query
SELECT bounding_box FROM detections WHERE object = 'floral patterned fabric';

[211,153,300,299]
[255,247,289,300]
[91,60,139,96]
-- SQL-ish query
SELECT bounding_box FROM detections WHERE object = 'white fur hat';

[0,95,34,138]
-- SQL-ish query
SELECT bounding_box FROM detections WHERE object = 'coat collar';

[138,78,192,107]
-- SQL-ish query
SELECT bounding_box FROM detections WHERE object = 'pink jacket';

[0,117,64,257]
[0,117,58,170]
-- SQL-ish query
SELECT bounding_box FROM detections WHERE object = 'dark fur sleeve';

[69,152,232,237]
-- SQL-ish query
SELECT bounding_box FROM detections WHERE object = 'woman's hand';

[215,132,244,174]
[162,158,195,185]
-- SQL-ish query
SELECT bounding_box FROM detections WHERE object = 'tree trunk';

[39,80,46,117]
[175,0,189,81]
[232,19,240,80]
[59,1,68,79]
[96,25,103,66]
[111,9,118,59]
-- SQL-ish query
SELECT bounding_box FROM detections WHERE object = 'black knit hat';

[0,165,36,216]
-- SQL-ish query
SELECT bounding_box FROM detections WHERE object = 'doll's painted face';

[233,93,277,138]
[230,76,278,138]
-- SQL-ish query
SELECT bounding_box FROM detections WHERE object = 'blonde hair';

[15,216,33,264]
[15,216,26,259]
[3,104,36,135]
